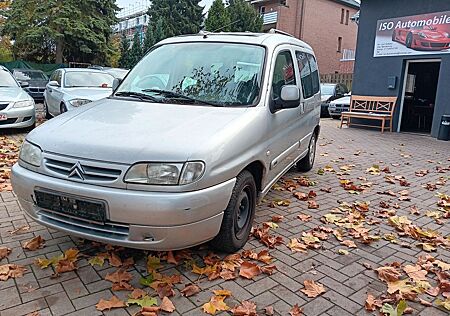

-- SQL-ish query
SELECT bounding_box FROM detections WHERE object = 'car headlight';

[418,32,427,38]
[13,100,35,108]
[124,161,205,185]
[69,99,92,107]
[19,141,42,167]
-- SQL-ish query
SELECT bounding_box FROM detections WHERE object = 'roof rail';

[268,29,295,38]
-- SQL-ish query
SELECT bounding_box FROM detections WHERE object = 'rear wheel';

[296,133,317,172]
[210,170,256,253]
[406,33,413,48]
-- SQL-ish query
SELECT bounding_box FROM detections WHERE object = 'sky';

[116,0,214,12]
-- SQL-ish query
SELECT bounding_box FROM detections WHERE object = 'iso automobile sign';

[374,11,450,57]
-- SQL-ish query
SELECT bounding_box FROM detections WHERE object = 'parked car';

[392,26,450,51]
[12,69,49,102]
[89,66,129,80]
[0,66,36,129]
[320,83,348,117]
[43,68,114,118]
[12,31,321,253]
[328,92,351,119]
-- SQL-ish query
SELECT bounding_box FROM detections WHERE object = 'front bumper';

[328,105,349,117]
[12,163,235,250]
[0,106,35,129]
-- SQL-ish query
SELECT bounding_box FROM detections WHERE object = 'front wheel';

[296,133,317,172]
[44,100,52,119]
[406,33,413,48]
[210,170,256,253]
[60,103,67,114]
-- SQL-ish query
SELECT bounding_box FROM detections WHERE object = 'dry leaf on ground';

[231,301,257,316]
[95,295,126,311]
[23,235,45,251]
[300,280,325,298]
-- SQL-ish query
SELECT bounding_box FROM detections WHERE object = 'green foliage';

[143,25,155,53]
[381,300,407,316]
[0,37,13,62]
[227,0,263,32]
[205,0,230,32]
[118,34,131,69]
[128,31,143,68]
[2,0,118,63]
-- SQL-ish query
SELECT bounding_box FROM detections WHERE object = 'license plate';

[0,114,7,121]
[34,190,106,222]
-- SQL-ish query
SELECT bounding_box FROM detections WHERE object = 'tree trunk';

[55,39,64,63]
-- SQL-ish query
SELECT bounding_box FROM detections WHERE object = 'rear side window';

[272,50,296,100]
[296,52,320,99]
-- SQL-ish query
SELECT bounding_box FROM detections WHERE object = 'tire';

[60,103,67,114]
[296,132,317,172]
[406,33,413,48]
[44,100,52,119]
[210,170,257,253]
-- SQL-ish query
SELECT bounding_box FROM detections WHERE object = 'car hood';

[321,94,332,102]
[63,87,112,101]
[27,98,248,164]
[330,96,351,105]
[25,80,48,88]
[0,87,32,102]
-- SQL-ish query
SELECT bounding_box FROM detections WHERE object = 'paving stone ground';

[0,117,449,316]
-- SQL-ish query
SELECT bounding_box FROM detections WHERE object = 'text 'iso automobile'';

[12,30,321,253]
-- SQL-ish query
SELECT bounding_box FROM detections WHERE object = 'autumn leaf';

[436,298,450,311]
[231,301,257,316]
[109,252,122,267]
[130,288,147,299]
[338,249,349,255]
[297,214,312,222]
[417,243,436,252]
[366,165,380,175]
[300,280,325,298]
[341,240,357,248]
[387,279,415,296]
[365,294,380,311]
[96,295,126,311]
[307,200,319,209]
[166,251,178,265]
[289,304,303,316]
[264,306,274,315]
[106,269,133,283]
[147,255,162,272]
[180,284,201,297]
[0,246,11,260]
[202,295,230,315]
[287,238,307,253]
[261,265,277,275]
[403,264,427,281]
[377,266,402,282]
[127,295,157,308]
[293,192,308,201]
[239,262,261,279]
[160,296,176,313]
[140,274,154,287]
[23,235,45,251]
[271,215,284,222]
[213,289,232,297]
[88,256,105,267]
[381,300,408,316]
[256,250,272,264]
[0,264,26,280]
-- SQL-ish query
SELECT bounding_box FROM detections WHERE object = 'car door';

[46,70,64,115]
[265,47,304,184]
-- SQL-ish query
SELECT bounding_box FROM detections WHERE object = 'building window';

[259,6,265,14]
[345,10,350,25]
[340,9,344,24]
[337,37,342,52]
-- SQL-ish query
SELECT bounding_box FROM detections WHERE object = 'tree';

[118,34,131,68]
[147,0,204,39]
[2,0,118,63]
[226,0,263,33]
[205,0,230,32]
[128,31,143,67]
[143,25,155,52]
[106,35,121,67]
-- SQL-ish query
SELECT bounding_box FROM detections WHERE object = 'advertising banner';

[374,11,450,57]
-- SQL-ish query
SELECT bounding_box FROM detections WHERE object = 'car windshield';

[320,84,335,95]
[116,42,266,106]
[65,72,114,88]
[0,70,19,87]
[106,68,129,79]
[14,70,48,81]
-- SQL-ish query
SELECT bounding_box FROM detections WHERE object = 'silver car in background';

[12,31,321,252]
[0,66,36,129]
[43,68,114,118]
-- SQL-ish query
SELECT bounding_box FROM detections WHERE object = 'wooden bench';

[340,95,397,133]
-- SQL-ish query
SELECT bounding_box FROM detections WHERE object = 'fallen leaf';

[166,251,178,265]
[88,256,105,267]
[22,235,45,251]
[0,246,11,260]
[130,288,147,299]
[231,301,257,316]
[264,306,274,315]
[180,284,201,297]
[239,262,261,279]
[147,255,162,272]
[96,295,126,311]
[0,264,26,280]
[308,200,319,209]
[341,240,357,248]
[338,249,349,255]
[365,293,379,311]
[403,265,427,281]
[127,295,158,308]
[109,253,122,267]
[381,300,408,316]
[261,265,277,275]
[436,298,450,311]
[297,214,312,222]
[202,295,230,315]
[287,238,307,253]
[377,266,402,282]
[160,296,175,313]
[300,280,325,298]
[289,304,303,316]
[213,289,232,297]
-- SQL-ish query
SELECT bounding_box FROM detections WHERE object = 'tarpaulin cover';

[0,60,67,76]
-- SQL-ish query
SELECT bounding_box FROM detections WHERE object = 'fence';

[320,73,353,90]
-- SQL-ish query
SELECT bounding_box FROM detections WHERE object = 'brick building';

[251,0,360,74]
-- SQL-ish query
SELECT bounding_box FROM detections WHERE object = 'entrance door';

[400,61,440,134]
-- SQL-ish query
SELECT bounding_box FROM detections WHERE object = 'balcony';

[262,11,278,25]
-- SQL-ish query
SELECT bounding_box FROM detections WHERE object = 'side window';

[50,71,58,82]
[296,51,313,98]
[272,50,296,100]
[56,71,62,86]
[307,54,320,95]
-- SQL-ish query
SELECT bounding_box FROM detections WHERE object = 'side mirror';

[48,81,60,87]
[271,85,300,112]
[19,81,29,88]
[112,78,122,91]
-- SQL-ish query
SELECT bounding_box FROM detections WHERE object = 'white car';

[44,68,114,118]
[328,93,351,119]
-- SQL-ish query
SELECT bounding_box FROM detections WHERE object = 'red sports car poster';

[374,11,450,57]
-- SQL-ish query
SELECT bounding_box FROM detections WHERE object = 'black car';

[12,69,49,102]
[320,83,349,117]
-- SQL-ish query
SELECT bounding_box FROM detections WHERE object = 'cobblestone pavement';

[0,118,449,316]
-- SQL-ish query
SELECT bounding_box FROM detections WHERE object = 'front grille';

[0,118,17,125]
[430,43,447,48]
[28,88,45,93]
[44,157,122,182]
[39,210,129,239]
[0,103,9,111]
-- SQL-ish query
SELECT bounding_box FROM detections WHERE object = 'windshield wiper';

[142,89,223,107]
[114,91,161,102]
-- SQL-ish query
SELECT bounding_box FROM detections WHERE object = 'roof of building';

[334,0,360,9]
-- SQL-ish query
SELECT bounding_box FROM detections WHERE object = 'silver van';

[12,30,321,253]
